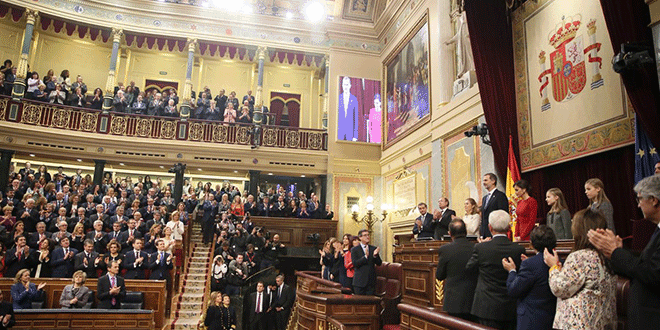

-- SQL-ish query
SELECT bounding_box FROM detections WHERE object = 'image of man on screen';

[338,76,359,141]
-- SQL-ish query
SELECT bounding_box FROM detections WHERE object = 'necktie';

[278,286,282,300]
[256,293,261,313]
[65,248,68,256]
[484,193,492,207]
[110,276,117,306]
[160,252,164,264]
[364,245,369,257]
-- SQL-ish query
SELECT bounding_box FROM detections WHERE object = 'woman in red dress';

[514,179,538,241]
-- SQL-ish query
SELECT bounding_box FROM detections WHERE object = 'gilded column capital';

[24,8,39,25]
[187,38,197,53]
[257,46,267,61]
[324,54,330,67]
[111,28,123,43]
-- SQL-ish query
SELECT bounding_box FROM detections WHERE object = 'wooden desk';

[15,309,154,329]
[0,278,167,329]
[394,239,573,310]
[293,271,381,330]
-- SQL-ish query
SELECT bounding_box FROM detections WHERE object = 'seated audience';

[73,239,101,279]
[544,209,617,330]
[59,270,92,308]
[29,238,53,278]
[10,269,46,310]
[51,236,78,278]
[48,84,66,105]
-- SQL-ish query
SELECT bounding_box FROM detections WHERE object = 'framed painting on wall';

[383,11,431,150]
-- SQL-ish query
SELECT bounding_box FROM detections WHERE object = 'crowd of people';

[428,171,660,330]
[0,58,259,123]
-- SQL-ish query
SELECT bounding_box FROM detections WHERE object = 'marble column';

[180,38,196,120]
[322,55,329,129]
[102,28,123,112]
[253,46,267,124]
[0,150,15,195]
[92,159,106,187]
[437,1,455,105]
[11,9,39,100]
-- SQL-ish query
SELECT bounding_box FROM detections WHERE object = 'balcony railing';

[0,97,328,151]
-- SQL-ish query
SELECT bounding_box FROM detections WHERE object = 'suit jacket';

[506,252,556,329]
[59,284,92,308]
[337,93,359,140]
[272,284,294,310]
[88,213,109,231]
[435,237,477,314]
[610,225,660,329]
[412,213,436,239]
[480,189,509,237]
[74,251,101,278]
[466,235,525,321]
[27,231,52,249]
[350,244,383,289]
[247,291,270,323]
[119,229,143,251]
[0,301,15,330]
[434,209,456,240]
[10,282,40,310]
[51,247,79,278]
[4,247,34,278]
[97,273,126,309]
[18,208,39,232]
[148,251,173,281]
[86,231,108,254]
[123,250,148,279]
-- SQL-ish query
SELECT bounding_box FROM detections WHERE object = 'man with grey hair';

[466,210,525,329]
[589,174,660,329]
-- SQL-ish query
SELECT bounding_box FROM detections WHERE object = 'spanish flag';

[506,135,521,240]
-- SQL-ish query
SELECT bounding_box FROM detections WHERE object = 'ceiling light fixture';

[285,11,294,19]
[76,159,82,162]
[29,154,35,157]
[119,163,125,166]
[305,1,325,23]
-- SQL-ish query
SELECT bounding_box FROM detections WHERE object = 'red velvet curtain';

[599,0,660,148]
[269,92,301,127]
[464,1,519,177]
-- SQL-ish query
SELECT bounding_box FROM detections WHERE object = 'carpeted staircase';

[170,222,211,329]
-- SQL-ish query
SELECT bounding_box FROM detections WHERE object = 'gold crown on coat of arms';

[548,15,581,49]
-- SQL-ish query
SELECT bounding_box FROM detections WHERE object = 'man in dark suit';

[107,206,129,231]
[18,198,39,233]
[88,204,109,233]
[4,235,32,278]
[74,239,102,279]
[337,76,359,141]
[123,238,148,279]
[466,210,525,330]
[503,225,557,330]
[67,207,87,232]
[480,173,509,238]
[18,162,34,179]
[436,219,478,321]
[51,236,78,278]
[351,229,383,295]
[433,197,456,240]
[86,220,108,254]
[97,260,126,309]
[248,281,270,330]
[589,174,660,330]
[256,197,272,217]
[272,275,294,330]
[119,218,143,252]
[412,202,436,239]
[149,239,173,283]
[0,290,15,330]
[27,222,52,249]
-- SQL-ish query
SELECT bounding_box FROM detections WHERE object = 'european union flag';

[634,114,660,183]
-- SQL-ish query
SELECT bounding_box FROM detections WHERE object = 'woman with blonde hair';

[546,188,572,239]
[10,269,46,309]
[59,270,91,308]
[584,178,615,234]
[204,293,236,330]
[463,198,480,235]
[544,209,617,330]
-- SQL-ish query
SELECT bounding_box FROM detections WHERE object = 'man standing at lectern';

[412,202,436,239]
[351,229,382,295]
[433,197,456,240]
